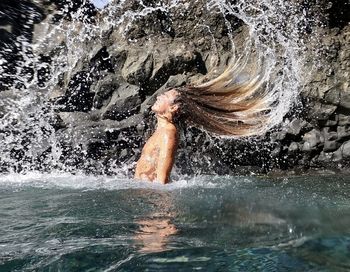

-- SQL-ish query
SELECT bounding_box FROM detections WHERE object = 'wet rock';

[0,0,45,90]
[108,49,127,73]
[58,111,99,127]
[340,90,350,110]
[324,86,341,105]
[54,71,95,112]
[317,148,342,163]
[302,129,324,151]
[270,131,287,141]
[105,114,145,141]
[101,83,141,121]
[147,45,206,94]
[324,114,339,126]
[122,51,153,86]
[288,142,299,152]
[337,126,350,141]
[2,0,350,174]
[307,101,338,122]
[327,0,350,29]
[340,140,350,158]
[48,0,97,23]
[92,74,121,109]
[55,112,145,171]
[286,118,306,135]
[338,114,350,126]
[322,127,338,141]
[89,46,114,74]
[323,140,340,152]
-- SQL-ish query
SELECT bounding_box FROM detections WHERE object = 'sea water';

[0,173,349,271]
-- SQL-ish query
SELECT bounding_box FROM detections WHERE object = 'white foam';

[0,172,248,191]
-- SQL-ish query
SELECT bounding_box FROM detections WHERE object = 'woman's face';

[151,89,179,114]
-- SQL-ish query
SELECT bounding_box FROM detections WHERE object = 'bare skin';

[134,90,179,184]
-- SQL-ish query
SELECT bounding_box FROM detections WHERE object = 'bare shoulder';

[163,124,177,136]
[157,124,177,144]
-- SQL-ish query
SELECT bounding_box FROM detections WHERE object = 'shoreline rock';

[0,0,349,175]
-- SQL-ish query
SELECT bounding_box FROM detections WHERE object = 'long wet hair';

[173,56,272,137]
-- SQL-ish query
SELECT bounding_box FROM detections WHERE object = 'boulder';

[338,114,350,126]
[341,140,350,158]
[337,126,350,141]
[323,140,340,152]
[122,51,153,86]
[340,91,350,110]
[92,74,121,109]
[288,142,299,152]
[101,83,141,121]
[286,118,307,136]
[302,129,324,151]
[307,101,337,122]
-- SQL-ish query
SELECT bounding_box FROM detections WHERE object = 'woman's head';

[151,89,180,117]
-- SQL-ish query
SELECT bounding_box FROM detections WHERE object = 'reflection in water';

[132,189,178,253]
[134,217,178,253]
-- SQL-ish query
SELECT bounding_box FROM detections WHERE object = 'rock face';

[0,0,350,175]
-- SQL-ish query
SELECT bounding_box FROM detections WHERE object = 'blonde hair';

[176,58,272,137]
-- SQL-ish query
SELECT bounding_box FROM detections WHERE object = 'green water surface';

[0,174,349,271]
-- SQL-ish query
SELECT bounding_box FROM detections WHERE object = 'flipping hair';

[176,58,272,137]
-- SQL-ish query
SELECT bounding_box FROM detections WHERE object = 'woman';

[135,60,271,184]
[134,89,180,184]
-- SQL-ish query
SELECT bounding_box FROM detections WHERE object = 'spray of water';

[0,0,316,174]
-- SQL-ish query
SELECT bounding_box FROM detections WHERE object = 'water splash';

[0,0,317,174]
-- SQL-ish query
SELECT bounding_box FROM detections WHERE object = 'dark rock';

[340,91,350,110]
[323,140,340,152]
[317,148,342,163]
[89,46,114,74]
[286,118,306,135]
[0,0,45,90]
[325,114,339,126]
[302,129,324,151]
[270,131,287,141]
[2,0,350,174]
[338,114,350,126]
[324,85,341,105]
[122,51,153,86]
[49,0,97,23]
[58,111,99,127]
[146,45,206,94]
[108,49,127,73]
[337,126,350,141]
[105,114,145,141]
[92,74,121,109]
[288,142,299,152]
[327,0,350,29]
[54,71,95,112]
[322,127,338,141]
[341,140,350,158]
[102,83,141,121]
[307,101,337,122]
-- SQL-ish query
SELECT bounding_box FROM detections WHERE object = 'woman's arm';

[156,128,178,184]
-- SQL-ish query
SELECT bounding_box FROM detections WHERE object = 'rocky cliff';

[0,0,349,175]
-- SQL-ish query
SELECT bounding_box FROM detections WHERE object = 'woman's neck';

[156,114,175,128]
